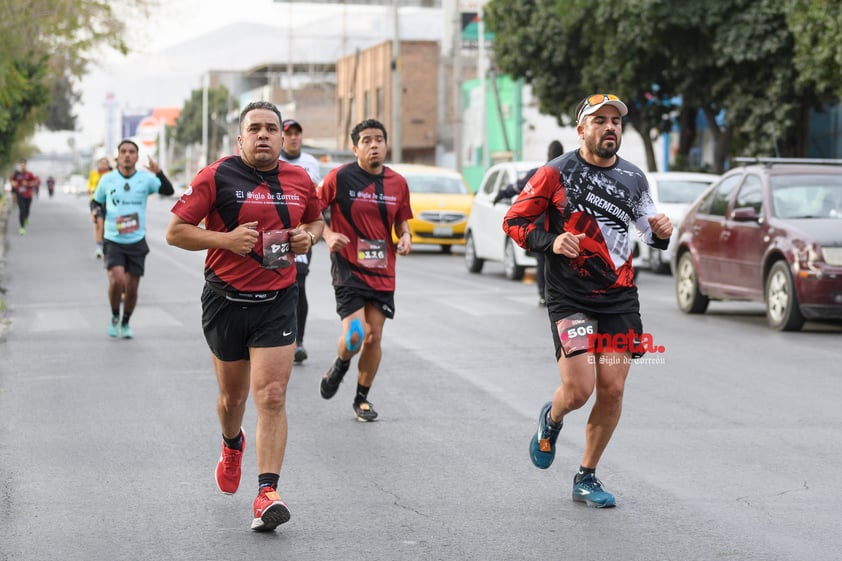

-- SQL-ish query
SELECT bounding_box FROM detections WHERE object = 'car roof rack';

[732,157,842,167]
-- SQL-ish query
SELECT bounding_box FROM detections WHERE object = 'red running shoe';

[215,430,245,494]
[251,487,291,532]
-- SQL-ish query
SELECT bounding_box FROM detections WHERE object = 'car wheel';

[765,261,805,331]
[503,238,525,281]
[675,252,709,314]
[465,232,484,273]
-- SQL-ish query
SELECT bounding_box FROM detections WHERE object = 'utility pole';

[201,72,209,169]
[478,5,488,170]
[391,0,402,162]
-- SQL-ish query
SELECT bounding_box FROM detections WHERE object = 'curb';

[0,193,9,263]
[0,194,9,336]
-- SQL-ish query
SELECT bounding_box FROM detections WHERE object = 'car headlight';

[822,246,842,266]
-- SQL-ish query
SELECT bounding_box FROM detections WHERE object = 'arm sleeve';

[502,166,558,253]
[156,171,175,196]
[633,189,669,250]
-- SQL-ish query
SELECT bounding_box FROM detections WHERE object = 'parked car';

[640,171,720,274]
[464,160,543,280]
[673,158,842,331]
[389,164,473,253]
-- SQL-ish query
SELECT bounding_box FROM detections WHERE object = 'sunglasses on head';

[577,93,620,123]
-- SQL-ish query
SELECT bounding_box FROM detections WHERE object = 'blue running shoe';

[120,324,134,339]
[107,317,120,338]
[572,472,616,508]
[529,401,562,469]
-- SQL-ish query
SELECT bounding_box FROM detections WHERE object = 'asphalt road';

[1,189,841,561]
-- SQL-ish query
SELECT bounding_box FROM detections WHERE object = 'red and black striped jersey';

[171,156,322,292]
[319,162,413,292]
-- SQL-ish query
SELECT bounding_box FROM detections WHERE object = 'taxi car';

[389,164,473,253]
[674,158,842,331]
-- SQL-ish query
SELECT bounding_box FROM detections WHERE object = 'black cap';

[282,119,302,132]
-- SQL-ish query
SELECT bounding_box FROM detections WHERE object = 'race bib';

[262,230,294,269]
[357,239,387,269]
[555,312,598,357]
[115,213,140,234]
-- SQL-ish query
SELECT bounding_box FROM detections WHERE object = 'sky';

[39,0,439,153]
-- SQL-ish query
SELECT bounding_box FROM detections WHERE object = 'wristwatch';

[306,230,316,247]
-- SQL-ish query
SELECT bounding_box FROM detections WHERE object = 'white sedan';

[640,171,720,274]
[464,160,543,280]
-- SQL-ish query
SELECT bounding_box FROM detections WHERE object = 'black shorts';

[202,283,298,361]
[92,202,105,219]
[104,239,149,276]
[549,308,644,360]
[334,285,395,320]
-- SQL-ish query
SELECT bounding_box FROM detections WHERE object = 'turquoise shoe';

[572,472,616,508]
[529,401,562,469]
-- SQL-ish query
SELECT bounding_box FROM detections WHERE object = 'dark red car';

[673,158,842,331]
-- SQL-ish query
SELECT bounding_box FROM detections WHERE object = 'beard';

[586,134,621,159]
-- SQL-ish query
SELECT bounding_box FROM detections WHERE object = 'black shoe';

[320,358,350,399]
[353,400,378,422]
[294,346,308,363]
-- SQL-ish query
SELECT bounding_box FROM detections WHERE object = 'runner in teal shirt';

[92,139,174,338]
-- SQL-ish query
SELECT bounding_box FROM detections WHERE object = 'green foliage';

[0,57,50,164]
[0,0,155,167]
[786,0,842,99]
[174,86,236,164]
[484,0,834,172]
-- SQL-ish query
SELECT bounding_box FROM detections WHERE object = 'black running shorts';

[103,239,150,276]
[549,308,644,360]
[201,283,298,361]
[334,285,395,320]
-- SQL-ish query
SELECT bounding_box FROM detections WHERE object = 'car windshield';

[404,173,469,195]
[771,175,842,219]
[657,180,714,203]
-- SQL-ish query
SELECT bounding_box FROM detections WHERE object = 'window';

[702,175,742,216]
[733,175,763,215]
[376,87,384,120]
[364,91,370,120]
[483,170,502,195]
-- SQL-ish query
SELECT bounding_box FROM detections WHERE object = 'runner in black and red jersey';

[166,101,324,532]
[9,159,36,235]
[318,118,413,422]
[504,94,673,509]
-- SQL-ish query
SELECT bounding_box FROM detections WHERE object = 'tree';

[0,0,155,166]
[484,0,828,173]
[173,86,236,164]
[0,57,50,165]
[786,0,842,99]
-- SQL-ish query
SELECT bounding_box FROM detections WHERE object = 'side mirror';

[731,206,760,222]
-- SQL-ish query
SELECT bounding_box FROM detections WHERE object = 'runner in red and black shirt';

[504,94,673,509]
[166,101,324,533]
[318,118,413,422]
[9,159,36,235]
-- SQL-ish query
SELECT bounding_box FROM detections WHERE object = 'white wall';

[520,86,660,171]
